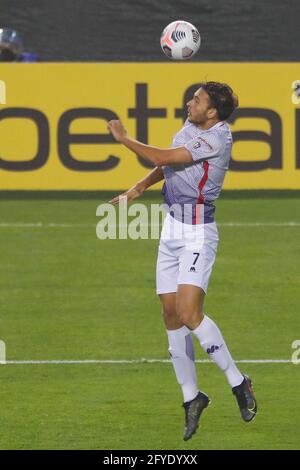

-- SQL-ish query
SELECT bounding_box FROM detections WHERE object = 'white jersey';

[162,120,233,224]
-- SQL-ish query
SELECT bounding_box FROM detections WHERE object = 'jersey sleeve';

[184,131,224,162]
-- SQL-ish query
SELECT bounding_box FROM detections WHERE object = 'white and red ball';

[160,20,201,60]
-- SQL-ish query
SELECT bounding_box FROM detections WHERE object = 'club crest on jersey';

[193,136,213,150]
[193,140,202,149]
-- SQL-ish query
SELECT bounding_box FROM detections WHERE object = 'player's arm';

[120,136,192,166]
[107,119,222,166]
[107,119,192,166]
[109,166,164,205]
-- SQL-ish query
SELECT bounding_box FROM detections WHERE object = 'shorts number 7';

[192,252,200,265]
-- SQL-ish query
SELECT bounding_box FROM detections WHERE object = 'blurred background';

[1,0,300,61]
[0,0,299,451]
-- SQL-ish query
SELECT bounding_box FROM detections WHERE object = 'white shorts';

[156,213,219,295]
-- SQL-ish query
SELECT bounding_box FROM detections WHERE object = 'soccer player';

[108,82,257,440]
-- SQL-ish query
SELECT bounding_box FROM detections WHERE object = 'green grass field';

[0,191,299,450]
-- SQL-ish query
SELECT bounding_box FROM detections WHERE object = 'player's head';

[187,81,238,125]
[0,28,23,61]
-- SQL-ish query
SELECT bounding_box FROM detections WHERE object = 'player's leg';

[176,285,257,421]
[159,292,210,441]
[176,284,244,386]
[159,292,199,403]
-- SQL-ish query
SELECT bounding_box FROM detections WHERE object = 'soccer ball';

[160,21,201,60]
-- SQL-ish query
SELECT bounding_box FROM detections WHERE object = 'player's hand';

[107,119,127,142]
[109,185,144,206]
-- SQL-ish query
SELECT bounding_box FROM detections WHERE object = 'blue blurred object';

[19,52,39,62]
[0,27,38,61]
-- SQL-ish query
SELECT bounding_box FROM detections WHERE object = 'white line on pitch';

[219,222,300,227]
[0,222,299,228]
[0,359,293,365]
[0,223,93,227]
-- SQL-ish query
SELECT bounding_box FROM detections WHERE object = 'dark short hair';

[199,81,238,121]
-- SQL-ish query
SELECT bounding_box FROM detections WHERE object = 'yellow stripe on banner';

[0,63,300,190]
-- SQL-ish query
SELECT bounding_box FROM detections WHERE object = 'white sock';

[192,315,243,388]
[167,326,199,403]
